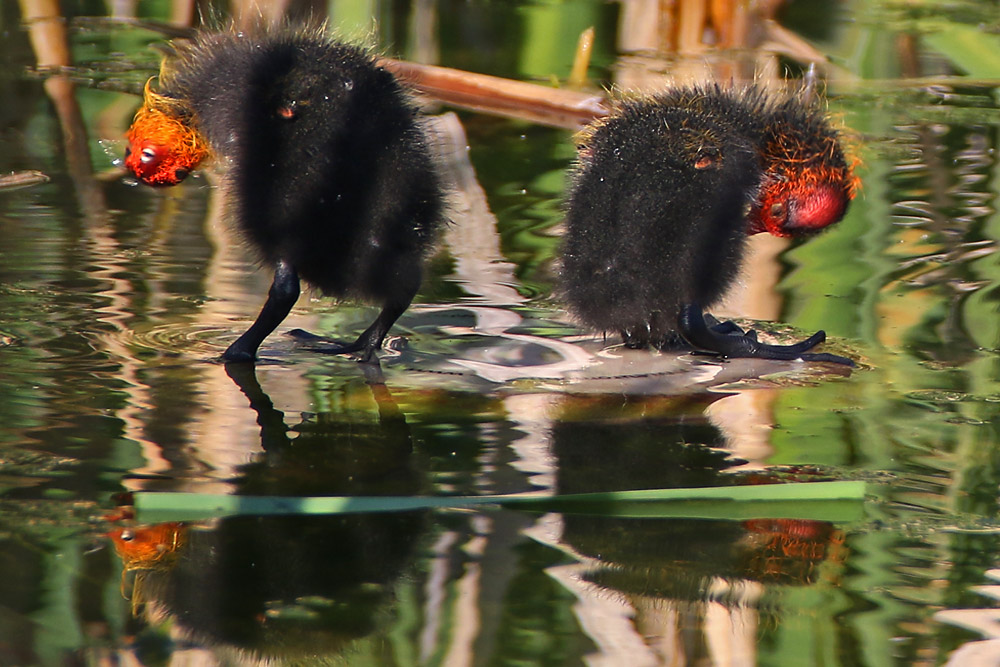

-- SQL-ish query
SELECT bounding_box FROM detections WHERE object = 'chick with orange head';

[123,27,445,363]
[561,84,857,364]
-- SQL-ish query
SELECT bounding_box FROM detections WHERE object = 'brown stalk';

[380,58,610,130]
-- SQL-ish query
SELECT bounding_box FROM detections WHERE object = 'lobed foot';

[703,314,758,341]
[287,328,380,363]
[286,328,345,345]
[678,303,854,366]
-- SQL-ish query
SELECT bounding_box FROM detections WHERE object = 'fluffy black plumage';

[561,85,854,364]
[156,28,444,362]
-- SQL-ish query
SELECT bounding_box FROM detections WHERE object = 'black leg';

[620,329,649,349]
[222,260,300,362]
[677,303,854,366]
[307,298,412,363]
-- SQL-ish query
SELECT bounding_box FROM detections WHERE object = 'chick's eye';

[769,202,787,220]
[174,168,189,181]
[140,147,158,164]
[124,146,132,159]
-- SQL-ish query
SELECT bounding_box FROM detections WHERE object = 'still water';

[2,0,1000,665]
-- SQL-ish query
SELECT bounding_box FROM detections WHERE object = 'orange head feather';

[748,114,859,238]
[124,78,208,186]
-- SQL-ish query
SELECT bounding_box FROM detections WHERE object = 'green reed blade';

[131,480,866,524]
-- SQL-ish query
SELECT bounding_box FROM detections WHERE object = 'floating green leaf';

[132,480,867,523]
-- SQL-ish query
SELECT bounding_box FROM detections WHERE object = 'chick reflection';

[551,393,846,663]
[109,362,425,661]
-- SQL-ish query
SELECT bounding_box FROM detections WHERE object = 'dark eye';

[140,147,157,164]
[770,202,787,220]
[174,168,189,181]
[124,146,132,159]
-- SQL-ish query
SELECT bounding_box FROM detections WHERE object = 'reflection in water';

[882,118,1000,356]
[109,511,423,659]
[539,393,847,664]
[107,362,425,661]
[20,0,107,221]
[226,361,419,497]
[107,521,185,609]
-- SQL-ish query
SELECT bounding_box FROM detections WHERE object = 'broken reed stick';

[0,170,49,191]
[381,58,609,130]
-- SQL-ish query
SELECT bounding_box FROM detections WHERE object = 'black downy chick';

[125,27,444,362]
[560,85,857,365]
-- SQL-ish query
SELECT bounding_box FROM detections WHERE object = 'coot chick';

[125,27,444,362]
[561,85,857,364]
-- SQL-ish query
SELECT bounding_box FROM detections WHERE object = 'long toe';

[308,340,377,362]
[287,328,342,344]
[318,342,363,356]
[798,351,856,366]
[778,330,827,354]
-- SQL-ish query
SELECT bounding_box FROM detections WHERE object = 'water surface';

[2,1,1000,665]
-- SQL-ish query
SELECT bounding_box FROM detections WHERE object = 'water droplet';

[98,138,128,167]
